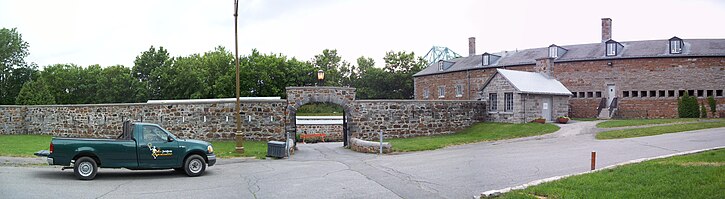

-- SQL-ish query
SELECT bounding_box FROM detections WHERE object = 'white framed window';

[423,89,430,99]
[482,54,489,66]
[455,85,463,97]
[438,86,445,98]
[549,46,558,58]
[489,93,498,111]
[670,40,682,54]
[437,61,444,71]
[504,92,514,112]
[606,43,617,56]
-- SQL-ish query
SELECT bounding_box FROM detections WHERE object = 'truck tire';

[74,157,98,180]
[183,154,206,177]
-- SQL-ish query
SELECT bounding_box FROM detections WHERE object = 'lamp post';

[233,0,244,153]
[317,69,324,86]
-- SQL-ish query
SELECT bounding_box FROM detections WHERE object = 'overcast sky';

[2,0,724,69]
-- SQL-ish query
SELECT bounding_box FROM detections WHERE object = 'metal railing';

[596,98,607,116]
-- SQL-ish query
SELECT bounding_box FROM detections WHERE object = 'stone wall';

[296,124,343,141]
[480,73,570,123]
[0,100,287,140]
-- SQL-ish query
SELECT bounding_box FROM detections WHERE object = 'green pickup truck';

[36,121,216,180]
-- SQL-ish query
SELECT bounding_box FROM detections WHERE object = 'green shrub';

[707,96,716,113]
[678,93,699,118]
[700,103,707,118]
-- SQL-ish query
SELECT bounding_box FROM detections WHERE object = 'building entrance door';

[542,97,552,121]
[607,84,616,107]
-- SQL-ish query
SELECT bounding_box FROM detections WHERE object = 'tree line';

[1,27,426,105]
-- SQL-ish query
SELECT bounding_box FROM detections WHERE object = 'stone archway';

[285,87,357,146]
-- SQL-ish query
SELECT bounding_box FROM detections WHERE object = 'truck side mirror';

[167,136,174,142]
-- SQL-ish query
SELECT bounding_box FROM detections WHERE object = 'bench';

[299,133,326,143]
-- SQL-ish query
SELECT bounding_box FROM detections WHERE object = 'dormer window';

[437,60,444,71]
[669,36,683,54]
[605,40,622,57]
[482,54,490,66]
[548,44,567,58]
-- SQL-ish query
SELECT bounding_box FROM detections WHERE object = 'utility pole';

[234,0,244,153]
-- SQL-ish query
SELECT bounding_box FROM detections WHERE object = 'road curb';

[478,146,725,198]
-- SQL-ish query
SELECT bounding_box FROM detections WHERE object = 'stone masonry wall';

[296,124,343,141]
[480,73,570,123]
[0,100,287,140]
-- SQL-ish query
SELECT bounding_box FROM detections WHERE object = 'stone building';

[413,18,725,119]
[480,69,571,123]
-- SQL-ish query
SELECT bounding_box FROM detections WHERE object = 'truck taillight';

[49,142,54,154]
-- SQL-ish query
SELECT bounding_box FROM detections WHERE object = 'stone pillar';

[601,18,612,42]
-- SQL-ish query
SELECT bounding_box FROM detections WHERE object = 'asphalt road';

[1,121,724,198]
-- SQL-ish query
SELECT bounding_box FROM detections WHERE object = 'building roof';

[484,69,572,96]
[414,38,725,77]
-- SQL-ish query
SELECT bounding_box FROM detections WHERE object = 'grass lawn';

[388,122,559,152]
[596,118,702,128]
[572,118,599,121]
[596,120,725,139]
[0,135,266,159]
[500,149,725,199]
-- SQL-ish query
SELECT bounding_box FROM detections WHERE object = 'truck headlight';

[207,145,214,153]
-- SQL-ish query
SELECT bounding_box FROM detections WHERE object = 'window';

[697,90,704,97]
[482,54,490,66]
[455,85,463,97]
[549,46,558,58]
[632,91,639,97]
[688,90,695,96]
[623,91,630,98]
[650,91,656,97]
[669,37,683,54]
[707,90,714,97]
[504,93,514,112]
[437,61,444,71]
[489,93,498,111]
[659,90,666,98]
[595,91,602,98]
[717,90,723,97]
[579,92,586,98]
[668,90,675,97]
[679,90,685,97]
[142,126,168,142]
[572,92,578,98]
[606,43,617,56]
[423,89,429,99]
[641,91,647,97]
[587,92,593,98]
[438,86,445,98]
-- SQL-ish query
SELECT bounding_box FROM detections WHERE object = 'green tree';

[312,49,343,86]
[152,55,205,99]
[15,79,55,105]
[201,46,234,98]
[0,28,35,105]
[700,103,707,118]
[707,96,716,113]
[96,65,145,103]
[132,46,170,100]
[678,93,699,118]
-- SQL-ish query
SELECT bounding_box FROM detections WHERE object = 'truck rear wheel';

[184,154,206,177]
[74,157,97,180]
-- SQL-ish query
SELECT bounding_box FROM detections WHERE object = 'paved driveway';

[1,121,724,198]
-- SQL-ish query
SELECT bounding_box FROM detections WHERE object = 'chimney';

[535,58,555,78]
[468,37,476,56]
[601,18,612,42]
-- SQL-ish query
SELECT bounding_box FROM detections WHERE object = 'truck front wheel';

[184,154,206,177]
[74,157,98,180]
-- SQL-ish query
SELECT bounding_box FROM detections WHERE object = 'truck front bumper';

[207,154,216,166]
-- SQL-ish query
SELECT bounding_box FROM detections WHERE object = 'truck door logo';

[147,143,173,159]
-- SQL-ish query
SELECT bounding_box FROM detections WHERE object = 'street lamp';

[233,0,244,153]
[317,69,324,86]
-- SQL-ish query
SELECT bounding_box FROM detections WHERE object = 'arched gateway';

[285,87,357,146]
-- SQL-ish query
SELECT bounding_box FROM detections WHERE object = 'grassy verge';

[0,135,52,157]
[388,122,559,152]
[500,149,725,199]
[596,120,725,139]
[596,118,701,128]
[0,135,266,159]
[572,118,599,121]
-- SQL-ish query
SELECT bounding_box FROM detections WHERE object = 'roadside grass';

[0,134,266,159]
[572,118,599,121]
[500,149,725,199]
[596,118,702,128]
[596,120,725,139]
[388,122,559,152]
[0,135,52,157]
[210,140,267,159]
